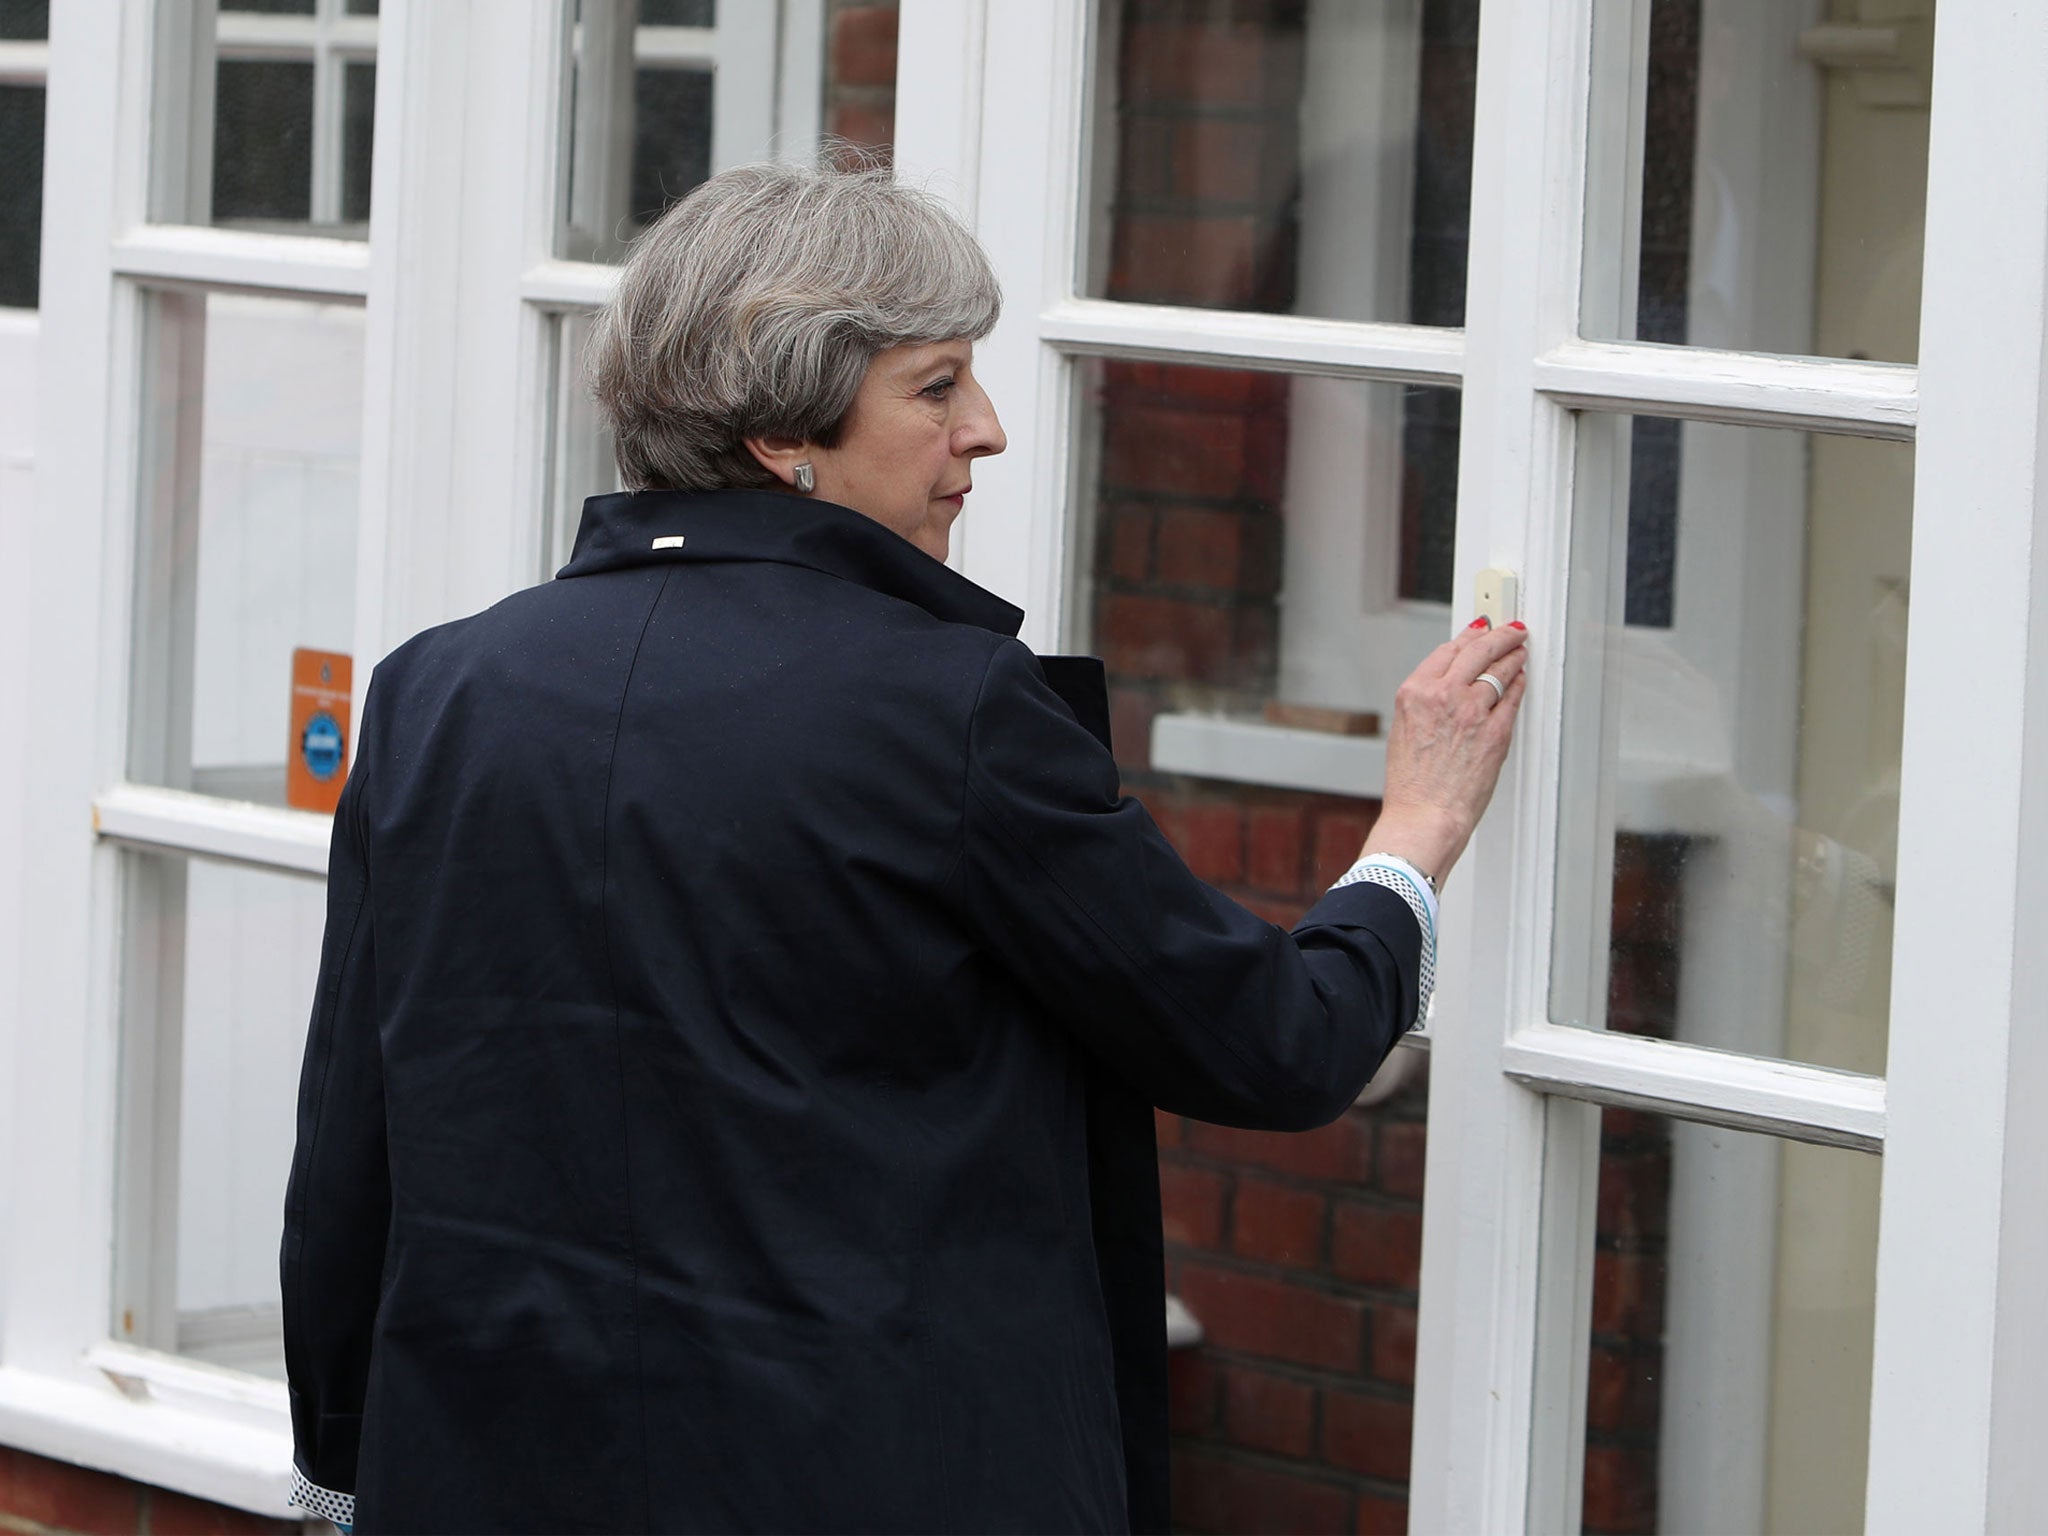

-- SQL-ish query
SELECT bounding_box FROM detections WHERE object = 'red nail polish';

[1508,620,1526,630]
[1468,617,1489,630]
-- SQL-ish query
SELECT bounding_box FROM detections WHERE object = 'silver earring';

[792,462,815,494]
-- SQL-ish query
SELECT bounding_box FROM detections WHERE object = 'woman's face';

[805,339,1007,561]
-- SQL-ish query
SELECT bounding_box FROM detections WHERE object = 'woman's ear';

[743,433,813,489]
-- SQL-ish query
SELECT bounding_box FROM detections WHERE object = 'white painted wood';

[1406,0,1593,1529]
[1534,337,1916,437]
[6,0,142,1396]
[0,320,32,1290]
[0,1367,292,1517]
[707,5,776,175]
[212,9,378,58]
[355,0,556,668]
[0,39,47,82]
[891,0,986,220]
[110,224,372,298]
[85,1343,289,1422]
[924,0,1082,647]
[1041,297,1464,384]
[519,256,619,308]
[1866,5,2048,1529]
[1500,1022,1885,1151]
[92,784,331,878]
[772,0,825,162]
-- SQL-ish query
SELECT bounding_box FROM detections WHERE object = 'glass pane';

[1072,356,1450,1526]
[115,849,324,1378]
[0,0,48,40]
[1550,415,1911,1078]
[0,85,43,309]
[639,0,713,23]
[1084,0,1475,325]
[345,0,380,13]
[1581,0,1930,363]
[1571,1108,1877,1534]
[543,309,619,579]
[558,0,834,264]
[342,60,376,223]
[154,7,379,237]
[1076,359,1460,731]
[129,291,364,809]
[213,58,314,224]
[630,66,713,223]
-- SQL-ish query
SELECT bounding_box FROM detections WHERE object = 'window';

[0,0,45,310]
[154,0,380,237]
[12,0,2048,1527]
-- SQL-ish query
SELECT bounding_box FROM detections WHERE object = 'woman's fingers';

[1446,621,1529,685]
[1473,641,1528,691]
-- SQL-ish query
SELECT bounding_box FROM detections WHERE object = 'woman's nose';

[958,380,1008,459]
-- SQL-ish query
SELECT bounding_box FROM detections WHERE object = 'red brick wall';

[0,1447,293,1536]
[824,1,897,156]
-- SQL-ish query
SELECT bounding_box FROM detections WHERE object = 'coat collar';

[558,488,1025,638]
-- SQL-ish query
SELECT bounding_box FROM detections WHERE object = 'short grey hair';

[588,159,1003,493]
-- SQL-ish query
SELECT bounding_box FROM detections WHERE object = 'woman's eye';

[921,378,955,399]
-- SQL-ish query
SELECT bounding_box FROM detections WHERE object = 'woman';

[282,162,1527,1535]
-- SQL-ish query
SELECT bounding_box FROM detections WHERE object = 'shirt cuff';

[1329,853,1437,1026]
[290,1468,355,1530]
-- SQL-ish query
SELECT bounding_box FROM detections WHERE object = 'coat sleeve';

[280,750,388,1522]
[958,639,1423,1131]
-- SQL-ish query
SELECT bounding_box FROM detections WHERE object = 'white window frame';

[895,1,2048,1530]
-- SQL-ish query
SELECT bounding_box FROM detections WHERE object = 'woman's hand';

[1359,618,1530,888]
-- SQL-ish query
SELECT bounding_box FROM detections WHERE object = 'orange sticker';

[287,648,353,813]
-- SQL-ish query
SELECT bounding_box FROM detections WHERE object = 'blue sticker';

[301,711,346,782]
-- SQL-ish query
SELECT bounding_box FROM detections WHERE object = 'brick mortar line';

[1167,1246,1422,1308]
[1160,1154,1425,1206]
[1187,1345,1416,1398]
[1170,1435,1413,1502]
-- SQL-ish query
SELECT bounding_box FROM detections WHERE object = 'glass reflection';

[1576,1108,1876,1535]
[0,83,43,309]
[116,850,324,1378]
[557,0,842,264]
[1086,0,1476,328]
[1582,0,1931,363]
[544,309,619,579]
[1551,415,1911,1078]
[153,0,379,237]
[130,291,364,808]
[1075,360,1460,756]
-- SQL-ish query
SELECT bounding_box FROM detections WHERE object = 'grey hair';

[587,158,1003,493]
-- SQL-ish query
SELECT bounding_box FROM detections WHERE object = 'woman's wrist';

[1358,804,1467,891]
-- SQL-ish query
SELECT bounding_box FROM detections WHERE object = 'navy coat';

[282,487,1423,1534]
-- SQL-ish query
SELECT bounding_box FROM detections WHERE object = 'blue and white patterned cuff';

[290,1468,355,1530]
[1330,853,1437,1026]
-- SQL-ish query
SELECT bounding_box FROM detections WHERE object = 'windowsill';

[1152,712,1389,799]
[93,782,332,877]
[0,1359,293,1518]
